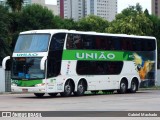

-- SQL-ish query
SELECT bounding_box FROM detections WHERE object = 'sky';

[45,0,151,14]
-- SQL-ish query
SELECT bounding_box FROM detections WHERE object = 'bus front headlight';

[11,83,17,86]
[35,83,45,87]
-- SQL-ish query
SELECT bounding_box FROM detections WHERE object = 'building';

[152,0,160,17]
[57,0,72,19]
[57,0,85,21]
[0,0,6,6]
[58,0,117,21]
[85,0,117,21]
[23,0,31,6]
[72,0,85,21]
[31,0,58,15]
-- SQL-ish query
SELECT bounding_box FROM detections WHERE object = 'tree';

[106,4,153,36]
[77,15,109,32]
[144,9,149,17]
[18,4,56,30]
[9,4,56,49]
[54,16,77,30]
[0,5,11,65]
[147,14,160,68]
[6,0,24,12]
[8,12,21,51]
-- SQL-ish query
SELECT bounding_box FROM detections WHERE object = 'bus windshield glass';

[14,34,50,52]
[12,57,45,79]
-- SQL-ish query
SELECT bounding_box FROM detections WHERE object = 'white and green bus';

[2,29,157,97]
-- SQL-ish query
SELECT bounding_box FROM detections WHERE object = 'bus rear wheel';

[34,93,45,98]
[129,79,138,93]
[117,80,127,94]
[74,80,86,96]
[60,80,73,97]
[48,93,58,97]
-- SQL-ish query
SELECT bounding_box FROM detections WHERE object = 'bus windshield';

[12,57,45,79]
[14,34,50,52]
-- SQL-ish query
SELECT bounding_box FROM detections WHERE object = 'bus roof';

[20,29,156,40]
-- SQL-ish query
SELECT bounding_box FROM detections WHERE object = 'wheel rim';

[131,82,136,91]
[65,84,71,94]
[78,85,84,93]
[78,82,84,93]
[121,82,126,92]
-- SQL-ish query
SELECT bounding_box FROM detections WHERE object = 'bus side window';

[107,61,123,75]
[73,34,83,49]
[47,33,66,78]
[95,36,100,49]
[50,34,65,51]
[148,40,156,51]
[83,35,94,49]
[66,34,73,49]
[108,39,114,50]
[127,40,133,51]
[113,37,121,50]
[67,34,83,49]
[95,36,104,49]
[121,39,127,51]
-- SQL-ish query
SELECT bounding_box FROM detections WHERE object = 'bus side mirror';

[2,56,10,70]
[40,56,47,70]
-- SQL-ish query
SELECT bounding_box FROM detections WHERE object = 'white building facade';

[23,0,32,6]
[85,0,117,21]
[58,0,117,21]
[0,0,6,6]
[57,0,72,19]
[72,0,85,21]
[57,0,85,21]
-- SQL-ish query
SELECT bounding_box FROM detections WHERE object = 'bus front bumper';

[11,85,46,93]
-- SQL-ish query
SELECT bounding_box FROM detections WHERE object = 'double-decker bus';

[2,29,157,97]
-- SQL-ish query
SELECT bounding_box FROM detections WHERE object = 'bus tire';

[117,80,127,94]
[74,80,86,96]
[129,79,138,93]
[60,80,73,97]
[34,93,45,98]
[48,93,58,97]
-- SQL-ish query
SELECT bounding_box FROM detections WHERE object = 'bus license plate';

[22,89,28,93]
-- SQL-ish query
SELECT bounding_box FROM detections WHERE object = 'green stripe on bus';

[12,79,43,87]
[62,50,134,61]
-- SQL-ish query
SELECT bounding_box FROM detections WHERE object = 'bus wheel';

[74,80,86,96]
[129,79,138,93]
[91,91,99,95]
[117,80,127,94]
[48,93,58,97]
[60,80,73,97]
[34,93,45,98]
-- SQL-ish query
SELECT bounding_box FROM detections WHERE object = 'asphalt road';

[0,90,159,111]
[0,90,160,119]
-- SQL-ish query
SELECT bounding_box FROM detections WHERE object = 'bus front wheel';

[34,93,45,98]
